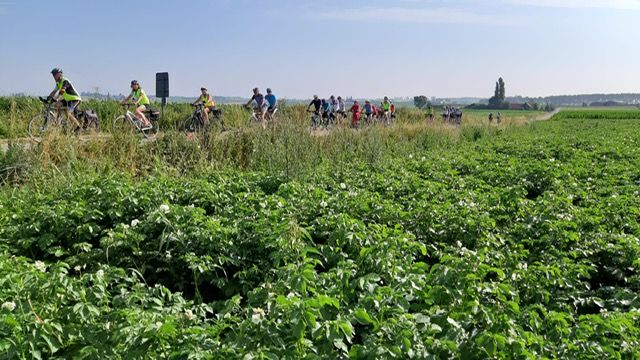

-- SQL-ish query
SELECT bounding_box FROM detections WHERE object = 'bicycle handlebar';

[39,96,55,104]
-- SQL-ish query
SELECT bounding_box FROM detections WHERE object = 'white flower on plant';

[131,219,140,227]
[320,200,328,208]
[421,157,426,161]
[184,310,195,321]
[277,201,283,209]
[105,321,111,331]
[165,251,172,259]
[409,154,414,159]
[74,265,81,272]
[123,224,130,230]
[1,301,16,312]
[159,204,170,214]
[96,270,104,279]
[340,183,347,190]
[34,260,46,273]
[251,307,265,324]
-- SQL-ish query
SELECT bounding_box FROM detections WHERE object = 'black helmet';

[266,88,272,93]
[201,87,207,91]
[131,80,139,85]
[51,68,62,75]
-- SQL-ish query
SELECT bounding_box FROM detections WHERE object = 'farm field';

[0,105,639,359]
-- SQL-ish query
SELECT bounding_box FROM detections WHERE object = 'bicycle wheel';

[182,115,199,132]
[112,115,135,135]
[28,113,54,140]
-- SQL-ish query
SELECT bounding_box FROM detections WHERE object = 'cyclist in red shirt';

[349,101,361,128]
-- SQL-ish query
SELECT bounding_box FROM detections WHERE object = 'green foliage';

[1,115,640,358]
[413,95,429,109]
[553,110,640,120]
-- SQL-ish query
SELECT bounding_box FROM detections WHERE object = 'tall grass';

[0,96,550,186]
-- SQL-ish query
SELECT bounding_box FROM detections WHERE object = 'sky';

[0,0,639,99]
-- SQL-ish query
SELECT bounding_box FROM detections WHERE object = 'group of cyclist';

[47,68,155,132]
[306,95,396,128]
[243,87,278,129]
[47,68,398,134]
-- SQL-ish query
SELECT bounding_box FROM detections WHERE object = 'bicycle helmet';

[201,87,207,91]
[131,80,139,86]
[51,68,62,75]
[266,88,272,93]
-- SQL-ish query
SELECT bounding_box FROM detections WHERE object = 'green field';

[1,104,639,359]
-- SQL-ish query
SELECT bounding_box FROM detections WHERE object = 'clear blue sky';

[1,0,638,99]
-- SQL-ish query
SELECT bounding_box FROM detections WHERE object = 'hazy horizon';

[1,0,638,99]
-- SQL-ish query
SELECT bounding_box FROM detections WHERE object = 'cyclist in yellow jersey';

[48,68,82,131]
[121,80,152,130]
[192,87,216,126]
[381,96,392,122]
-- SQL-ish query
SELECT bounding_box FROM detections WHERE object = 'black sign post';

[155,72,169,126]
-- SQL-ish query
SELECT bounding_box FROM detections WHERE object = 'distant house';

[509,103,526,110]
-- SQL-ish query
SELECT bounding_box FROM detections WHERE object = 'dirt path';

[533,108,561,121]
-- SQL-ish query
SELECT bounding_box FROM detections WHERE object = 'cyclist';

[192,87,216,127]
[307,95,322,115]
[48,68,82,132]
[265,88,277,119]
[336,96,346,121]
[381,96,392,123]
[321,98,334,126]
[349,100,361,128]
[121,80,152,130]
[390,102,397,120]
[244,88,268,128]
[363,100,373,123]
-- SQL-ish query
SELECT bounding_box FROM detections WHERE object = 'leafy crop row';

[0,118,639,358]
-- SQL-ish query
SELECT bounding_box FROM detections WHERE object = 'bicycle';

[265,107,278,122]
[112,104,159,138]
[246,106,269,127]
[28,97,98,140]
[363,112,375,126]
[307,110,322,130]
[183,103,224,132]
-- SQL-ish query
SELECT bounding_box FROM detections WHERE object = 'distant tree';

[498,78,505,101]
[414,96,429,109]
[488,77,507,108]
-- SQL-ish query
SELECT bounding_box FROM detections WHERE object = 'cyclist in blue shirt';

[321,98,333,124]
[265,88,277,110]
[265,88,277,119]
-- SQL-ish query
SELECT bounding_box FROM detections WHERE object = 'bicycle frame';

[119,104,145,130]
[40,98,68,128]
